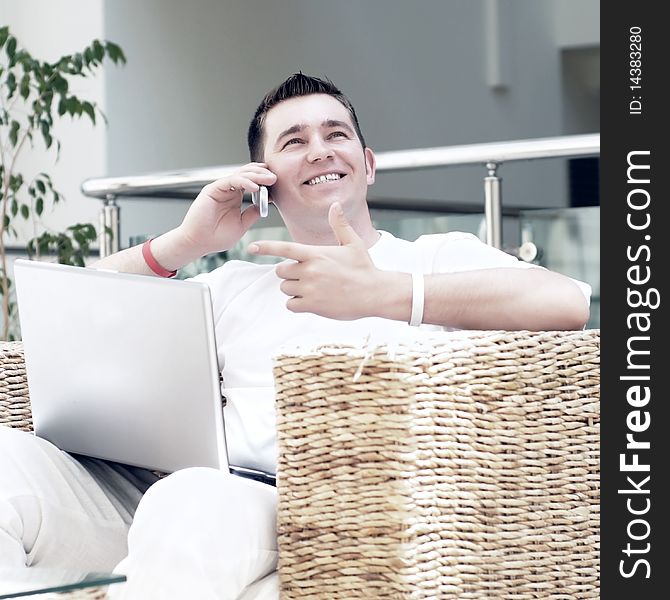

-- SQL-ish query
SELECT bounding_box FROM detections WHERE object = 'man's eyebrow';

[275,124,306,145]
[323,119,354,133]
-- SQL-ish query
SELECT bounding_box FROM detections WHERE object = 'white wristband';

[409,272,425,327]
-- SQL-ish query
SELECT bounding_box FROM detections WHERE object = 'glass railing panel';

[519,206,599,328]
[371,211,485,240]
[168,210,529,278]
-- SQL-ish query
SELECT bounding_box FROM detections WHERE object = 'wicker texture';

[0,341,32,432]
[273,329,600,599]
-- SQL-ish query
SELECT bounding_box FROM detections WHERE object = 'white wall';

[1,0,107,246]
[101,0,597,245]
[553,0,600,49]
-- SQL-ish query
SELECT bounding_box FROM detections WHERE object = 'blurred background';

[1,0,599,325]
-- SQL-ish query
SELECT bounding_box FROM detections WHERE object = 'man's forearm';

[89,228,203,276]
[375,267,589,331]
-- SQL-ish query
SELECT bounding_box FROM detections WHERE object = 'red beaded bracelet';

[141,238,177,278]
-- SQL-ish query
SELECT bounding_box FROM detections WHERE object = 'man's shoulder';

[413,231,480,246]
[376,230,479,246]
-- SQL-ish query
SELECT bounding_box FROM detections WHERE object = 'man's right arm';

[90,163,277,275]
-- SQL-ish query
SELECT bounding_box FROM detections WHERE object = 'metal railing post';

[99,195,120,258]
[484,162,502,249]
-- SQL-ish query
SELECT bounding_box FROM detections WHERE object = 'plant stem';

[0,127,30,339]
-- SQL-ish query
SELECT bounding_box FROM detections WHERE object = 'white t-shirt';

[191,230,590,474]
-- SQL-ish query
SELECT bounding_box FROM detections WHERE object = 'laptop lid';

[13,259,229,474]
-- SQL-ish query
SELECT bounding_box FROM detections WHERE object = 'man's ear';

[364,148,376,185]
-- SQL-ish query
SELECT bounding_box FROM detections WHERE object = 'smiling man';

[0,74,590,600]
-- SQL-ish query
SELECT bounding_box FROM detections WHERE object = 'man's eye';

[329,131,348,139]
[283,138,303,148]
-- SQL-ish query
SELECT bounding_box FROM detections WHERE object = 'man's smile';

[304,173,346,186]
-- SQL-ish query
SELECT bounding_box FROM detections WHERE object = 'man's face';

[261,94,376,229]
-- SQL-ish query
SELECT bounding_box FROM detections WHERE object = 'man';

[0,73,589,599]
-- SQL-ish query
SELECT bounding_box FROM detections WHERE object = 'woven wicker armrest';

[0,341,32,432]
[273,329,600,599]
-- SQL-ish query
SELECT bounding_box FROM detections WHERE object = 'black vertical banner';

[601,3,669,598]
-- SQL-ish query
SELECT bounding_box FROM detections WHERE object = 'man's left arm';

[369,267,589,331]
[249,203,590,331]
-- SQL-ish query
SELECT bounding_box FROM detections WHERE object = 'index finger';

[248,240,314,262]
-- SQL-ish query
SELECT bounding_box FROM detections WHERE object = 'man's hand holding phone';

[177,163,276,257]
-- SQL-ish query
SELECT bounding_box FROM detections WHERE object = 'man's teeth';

[307,173,342,185]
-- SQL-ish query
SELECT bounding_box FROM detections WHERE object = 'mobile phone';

[251,186,269,218]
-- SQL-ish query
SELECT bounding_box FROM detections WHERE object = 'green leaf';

[72,53,83,73]
[6,36,17,59]
[53,75,68,95]
[105,41,126,65]
[36,180,46,194]
[20,73,30,99]
[56,56,69,72]
[40,121,53,149]
[15,50,29,70]
[65,96,78,116]
[36,197,44,216]
[58,97,67,116]
[38,235,50,254]
[9,173,23,192]
[92,40,105,62]
[83,223,97,239]
[41,62,53,79]
[6,72,16,99]
[43,88,54,104]
[0,27,9,49]
[9,120,20,147]
[83,47,94,67]
[73,229,86,246]
[20,204,30,219]
[37,172,52,184]
[11,199,18,217]
[3,215,9,229]
[81,101,96,124]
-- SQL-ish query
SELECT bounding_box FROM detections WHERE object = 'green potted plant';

[0,26,125,340]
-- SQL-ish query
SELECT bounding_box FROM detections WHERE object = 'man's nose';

[307,138,334,162]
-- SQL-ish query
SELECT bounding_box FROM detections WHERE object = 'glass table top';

[0,569,125,598]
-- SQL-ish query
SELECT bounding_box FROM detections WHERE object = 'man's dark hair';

[247,73,367,162]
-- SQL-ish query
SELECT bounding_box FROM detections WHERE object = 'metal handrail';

[81,134,599,198]
[82,133,599,256]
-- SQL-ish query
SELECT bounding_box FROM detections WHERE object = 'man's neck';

[284,204,379,247]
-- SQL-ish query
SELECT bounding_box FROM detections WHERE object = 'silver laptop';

[13,259,274,484]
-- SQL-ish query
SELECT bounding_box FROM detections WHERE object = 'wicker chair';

[1,329,600,599]
[272,329,600,599]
